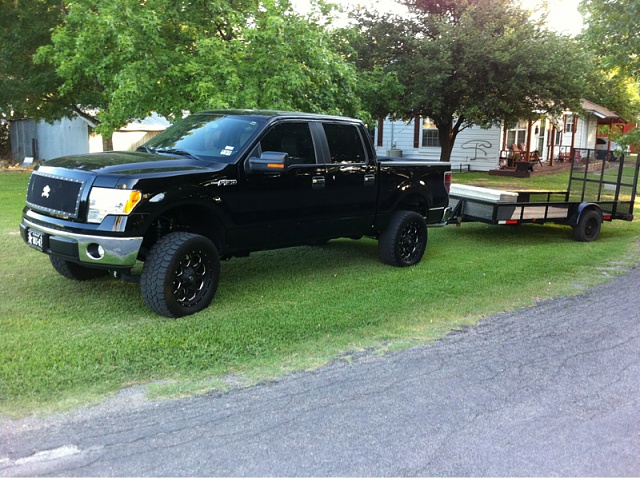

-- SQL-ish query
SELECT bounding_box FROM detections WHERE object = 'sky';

[520,0,584,36]
[291,0,585,36]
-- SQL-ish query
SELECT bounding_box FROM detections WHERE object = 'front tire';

[573,209,602,242]
[141,232,220,318]
[50,256,108,280]
[379,210,428,267]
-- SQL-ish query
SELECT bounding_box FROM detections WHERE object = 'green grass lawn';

[1,169,639,416]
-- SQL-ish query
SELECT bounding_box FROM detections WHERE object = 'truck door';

[231,121,330,249]
[315,122,378,238]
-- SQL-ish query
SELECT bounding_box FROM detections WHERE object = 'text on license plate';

[27,230,44,251]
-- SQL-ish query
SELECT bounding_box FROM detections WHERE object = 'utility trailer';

[449,152,640,242]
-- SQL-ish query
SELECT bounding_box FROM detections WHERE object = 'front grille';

[26,172,85,219]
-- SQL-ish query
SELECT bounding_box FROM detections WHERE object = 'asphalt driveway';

[2,266,639,476]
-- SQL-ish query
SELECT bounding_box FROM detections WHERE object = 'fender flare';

[568,202,602,227]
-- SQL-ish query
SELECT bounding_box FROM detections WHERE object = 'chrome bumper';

[21,218,143,267]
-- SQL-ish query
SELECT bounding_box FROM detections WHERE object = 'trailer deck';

[449,152,639,241]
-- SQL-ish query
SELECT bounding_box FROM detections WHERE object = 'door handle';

[364,174,375,185]
[312,176,325,189]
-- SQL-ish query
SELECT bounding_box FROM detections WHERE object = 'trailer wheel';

[379,210,428,267]
[141,232,220,318]
[50,256,108,280]
[573,209,602,242]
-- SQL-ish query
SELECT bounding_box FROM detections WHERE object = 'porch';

[488,159,572,178]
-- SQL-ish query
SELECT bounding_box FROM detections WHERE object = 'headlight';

[87,187,142,224]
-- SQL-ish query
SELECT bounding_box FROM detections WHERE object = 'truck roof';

[194,109,363,124]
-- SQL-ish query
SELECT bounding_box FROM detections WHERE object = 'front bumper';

[20,217,143,268]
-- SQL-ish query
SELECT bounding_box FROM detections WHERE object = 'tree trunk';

[102,135,114,152]
[437,116,465,162]
[438,127,454,162]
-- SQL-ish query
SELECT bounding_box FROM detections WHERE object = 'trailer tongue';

[449,152,640,242]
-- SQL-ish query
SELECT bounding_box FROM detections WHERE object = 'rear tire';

[573,209,602,242]
[141,232,220,318]
[379,210,428,267]
[50,256,108,280]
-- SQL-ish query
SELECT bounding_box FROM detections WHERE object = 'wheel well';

[397,194,428,217]
[140,205,225,260]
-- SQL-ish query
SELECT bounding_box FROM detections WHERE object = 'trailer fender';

[568,203,602,227]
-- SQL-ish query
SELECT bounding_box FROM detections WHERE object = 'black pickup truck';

[20,110,451,317]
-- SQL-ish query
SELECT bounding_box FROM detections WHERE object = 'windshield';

[143,113,266,163]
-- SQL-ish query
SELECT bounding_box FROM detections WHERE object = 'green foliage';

[0,0,70,120]
[347,0,588,161]
[583,65,640,123]
[580,0,640,78]
[607,126,640,152]
[32,0,362,135]
[579,0,640,147]
[2,170,640,415]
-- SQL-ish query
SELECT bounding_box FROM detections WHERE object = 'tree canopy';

[0,0,70,121]
[2,0,615,158]
[580,0,640,148]
[2,0,363,137]
[580,0,640,77]
[347,0,588,161]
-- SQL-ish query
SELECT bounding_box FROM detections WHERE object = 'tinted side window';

[259,123,316,165]
[323,123,366,164]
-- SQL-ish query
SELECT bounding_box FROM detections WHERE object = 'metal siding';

[36,117,90,160]
[9,119,37,161]
[375,119,501,171]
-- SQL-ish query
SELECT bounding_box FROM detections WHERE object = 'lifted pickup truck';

[20,110,451,317]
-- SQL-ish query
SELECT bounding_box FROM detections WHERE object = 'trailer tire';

[573,209,602,242]
[50,256,108,280]
[379,210,428,267]
[141,232,220,318]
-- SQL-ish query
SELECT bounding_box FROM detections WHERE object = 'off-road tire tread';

[49,256,108,280]
[141,232,220,318]
[378,210,428,267]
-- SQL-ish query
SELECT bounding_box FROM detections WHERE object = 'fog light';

[87,243,105,260]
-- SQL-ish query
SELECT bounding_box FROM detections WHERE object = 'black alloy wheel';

[379,210,428,267]
[141,232,220,318]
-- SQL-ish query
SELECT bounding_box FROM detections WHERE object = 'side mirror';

[247,152,289,174]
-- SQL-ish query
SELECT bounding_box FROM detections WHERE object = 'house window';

[506,120,528,149]
[564,115,574,133]
[422,118,440,147]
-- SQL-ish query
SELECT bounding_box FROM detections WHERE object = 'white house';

[374,117,501,172]
[374,99,627,172]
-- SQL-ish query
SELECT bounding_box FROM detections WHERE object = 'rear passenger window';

[323,123,366,164]
[259,123,316,165]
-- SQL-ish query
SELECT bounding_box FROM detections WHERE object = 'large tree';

[580,0,640,77]
[580,0,640,149]
[583,65,640,124]
[0,0,69,120]
[348,0,588,162]
[2,0,363,138]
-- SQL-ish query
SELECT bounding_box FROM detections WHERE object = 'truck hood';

[42,151,221,175]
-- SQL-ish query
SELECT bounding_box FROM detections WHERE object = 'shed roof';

[581,99,625,122]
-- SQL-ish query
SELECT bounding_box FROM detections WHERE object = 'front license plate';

[27,229,44,251]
